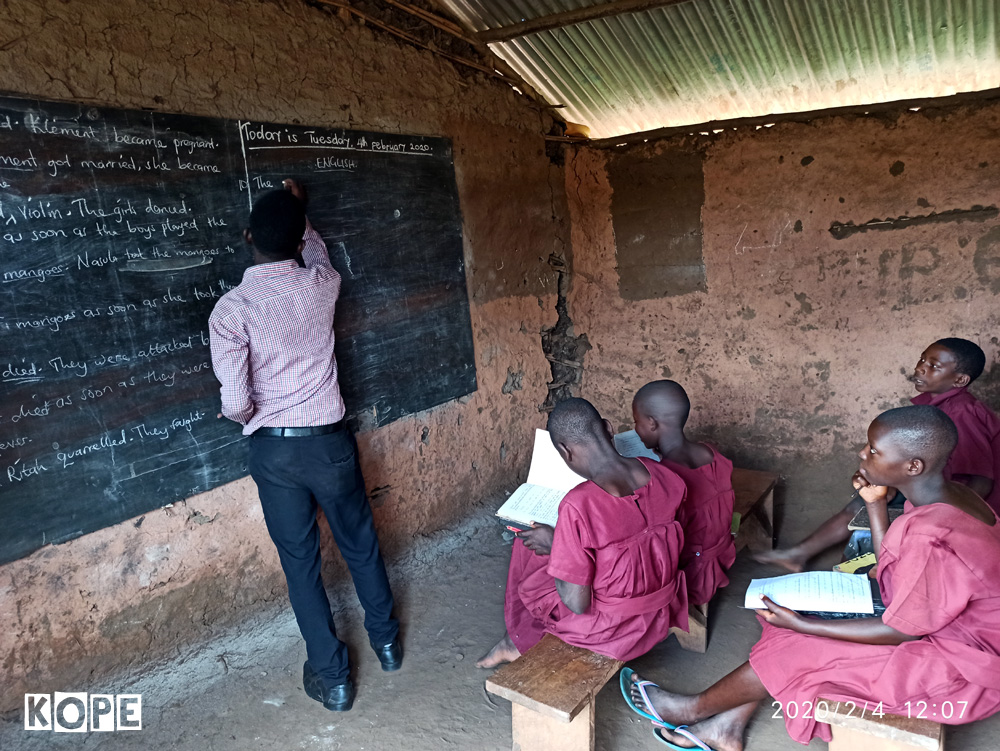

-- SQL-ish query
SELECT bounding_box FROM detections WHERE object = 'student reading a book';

[625,405,1000,749]
[758,337,1000,573]
[476,397,690,668]
[633,380,736,607]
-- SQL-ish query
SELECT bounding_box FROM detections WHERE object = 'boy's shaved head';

[634,380,691,427]
[934,338,986,382]
[548,398,606,447]
[874,405,958,472]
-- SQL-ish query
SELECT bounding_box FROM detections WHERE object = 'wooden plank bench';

[485,633,623,751]
[669,468,779,653]
[732,467,778,555]
[819,698,945,751]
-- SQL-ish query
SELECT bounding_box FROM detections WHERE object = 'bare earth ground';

[3,463,999,751]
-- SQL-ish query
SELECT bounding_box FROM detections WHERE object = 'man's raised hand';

[283,178,307,204]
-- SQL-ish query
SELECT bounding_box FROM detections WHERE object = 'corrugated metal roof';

[438,0,1000,138]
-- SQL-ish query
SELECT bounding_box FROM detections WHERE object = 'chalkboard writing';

[0,95,475,565]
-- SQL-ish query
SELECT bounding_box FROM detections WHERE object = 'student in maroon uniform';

[627,406,1000,749]
[633,380,736,607]
[477,398,689,668]
[758,337,999,572]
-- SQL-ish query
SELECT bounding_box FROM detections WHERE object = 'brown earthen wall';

[0,0,564,709]
[566,103,1000,470]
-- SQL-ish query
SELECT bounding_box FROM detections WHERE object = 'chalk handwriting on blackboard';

[0,95,475,565]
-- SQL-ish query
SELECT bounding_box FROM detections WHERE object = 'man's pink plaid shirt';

[209,225,347,435]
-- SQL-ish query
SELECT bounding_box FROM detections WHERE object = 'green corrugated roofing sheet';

[440,0,1000,137]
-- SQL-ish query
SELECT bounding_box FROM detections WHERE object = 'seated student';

[758,337,1000,572]
[477,397,690,668]
[633,380,736,607]
[625,405,1000,749]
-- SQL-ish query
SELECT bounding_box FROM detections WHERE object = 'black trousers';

[248,429,398,686]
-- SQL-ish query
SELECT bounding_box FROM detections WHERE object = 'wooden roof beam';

[477,0,692,44]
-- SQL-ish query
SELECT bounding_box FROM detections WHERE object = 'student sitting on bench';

[477,397,689,668]
[632,380,736,607]
[758,337,1000,572]
[626,405,1000,748]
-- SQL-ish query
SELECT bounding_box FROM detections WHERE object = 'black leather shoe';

[303,661,354,711]
[372,638,403,672]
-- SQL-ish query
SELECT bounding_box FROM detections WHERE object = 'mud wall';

[566,102,1000,470]
[0,0,565,709]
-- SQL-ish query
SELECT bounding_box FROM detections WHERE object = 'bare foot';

[752,547,807,574]
[476,633,520,669]
[656,707,748,751]
[628,671,699,726]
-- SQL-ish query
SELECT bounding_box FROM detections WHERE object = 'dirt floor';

[3,461,1000,751]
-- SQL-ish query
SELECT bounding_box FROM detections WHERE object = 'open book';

[613,429,659,460]
[744,572,875,615]
[494,429,587,530]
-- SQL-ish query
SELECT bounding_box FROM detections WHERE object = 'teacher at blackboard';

[208,179,400,712]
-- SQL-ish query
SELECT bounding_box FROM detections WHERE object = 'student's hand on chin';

[858,484,890,505]
[851,471,869,490]
[756,595,805,632]
[853,473,896,503]
[518,523,555,556]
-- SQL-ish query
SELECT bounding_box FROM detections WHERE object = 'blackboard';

[0,95,476,565]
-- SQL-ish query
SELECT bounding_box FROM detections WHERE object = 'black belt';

[253,421,345,437]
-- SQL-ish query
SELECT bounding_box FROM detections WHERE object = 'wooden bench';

[485,633,623,751]
[732,467,778,555]
[819,698,945,751]
[669,468,779,653]
[669,601,709,653]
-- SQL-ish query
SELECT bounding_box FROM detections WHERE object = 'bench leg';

[739,488,774,554]
[828,723,945,751]
[511,700,594,751]
[670,602,708,653]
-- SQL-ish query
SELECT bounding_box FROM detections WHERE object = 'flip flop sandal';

[619,667,677,730]
[653,725,715,751]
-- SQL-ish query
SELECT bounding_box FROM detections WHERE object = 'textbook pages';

[494,429,586,529]
[613,430,660,461]
[744,572,875,614]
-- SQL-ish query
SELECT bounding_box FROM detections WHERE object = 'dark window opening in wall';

[609,147,706,299]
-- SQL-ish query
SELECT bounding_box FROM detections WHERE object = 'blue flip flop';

[619,667,677,730]
[653,725,715,751]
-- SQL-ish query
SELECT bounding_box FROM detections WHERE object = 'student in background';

[209,180,400,712]
[626,406,1000,748]
[477,398,689,668]
[758,337,1000,572]
[633,380,736,607]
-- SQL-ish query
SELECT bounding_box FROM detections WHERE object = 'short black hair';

[874,405,957,472]
[934,338,986,382]
[634,380,691,426]
[547,398,606,448]
[248,189,306,260]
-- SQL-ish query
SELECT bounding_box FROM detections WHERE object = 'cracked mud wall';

[0,0,565,709]
[565,101,1000,472]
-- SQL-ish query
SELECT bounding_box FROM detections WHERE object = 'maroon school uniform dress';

[660,445,737,606]
[503,458,689,661]
[749,502,1000,745]
[912,388,1000,513]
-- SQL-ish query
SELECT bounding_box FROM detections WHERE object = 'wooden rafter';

[418,0,559,114]
[311,0,508,79]
[308,0,561,116]
[477,0,692,44]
